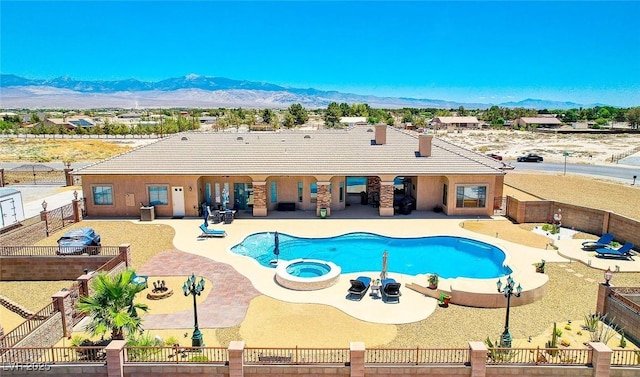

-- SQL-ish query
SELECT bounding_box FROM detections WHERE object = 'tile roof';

[75,126,506,176]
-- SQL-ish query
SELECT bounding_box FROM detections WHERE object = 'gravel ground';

[2,173,639,348]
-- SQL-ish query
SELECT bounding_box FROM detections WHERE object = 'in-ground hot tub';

[275,258,341,291]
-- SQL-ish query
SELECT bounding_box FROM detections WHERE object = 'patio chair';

[595,242,634,259]
[130,272,148,289]
[347,276,371,300]
[381,278,401,303]
[199,223,227,238]
[581,233,614,251]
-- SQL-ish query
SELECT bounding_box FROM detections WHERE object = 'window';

[298,182,303,202]
[92,186,113,205]
[148,186,168,205]
[339,181,344,202]
[270,181,277,203]
[205,183,211,204]
[442,184,448,206]
[310,182,318,203]
[456,185,486,208]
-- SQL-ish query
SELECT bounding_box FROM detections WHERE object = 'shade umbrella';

[273,231,280,262]
[381,250,388,280]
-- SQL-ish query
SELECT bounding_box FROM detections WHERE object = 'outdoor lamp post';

[41,200,49,236]
[496,275,523,348]
[183,273,206,347]
[604,267,613,286]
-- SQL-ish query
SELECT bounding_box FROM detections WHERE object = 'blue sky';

[2,1,639,107]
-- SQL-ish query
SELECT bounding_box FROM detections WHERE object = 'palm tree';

[77,269,149,340]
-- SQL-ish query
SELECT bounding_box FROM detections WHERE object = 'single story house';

[340,117,368,126]
[431,116,480,129]
[75,125,507,218]
[514,117,562,129]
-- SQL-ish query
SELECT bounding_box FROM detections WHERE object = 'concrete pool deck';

[142,213,579,325]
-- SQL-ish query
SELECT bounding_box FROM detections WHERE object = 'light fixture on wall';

[189,186,193,191]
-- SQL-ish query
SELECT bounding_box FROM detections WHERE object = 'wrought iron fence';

[365,348,469,364]
[45,203,74,235]
[0,303,56,348]
[244,347,349,364]
[3,167,65,186]
[0,245,120,256]
[0,346,107,364]
[487,347,590,365]
[124,346,228,364]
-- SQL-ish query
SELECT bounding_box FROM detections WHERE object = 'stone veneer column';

[316,182,331,216]
[595,283,611,316]
[228,340,245,377]
[468,341,488,377]
[252,181,267,217]
[349,341,365,377]
[105,340,126,377]
[119,244,131,267]
[588,342,612,377]
[51,290,73,338]
[378,182,395,217]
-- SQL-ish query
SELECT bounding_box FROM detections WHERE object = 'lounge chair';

[130,272,148,289]
[199,223,227,238]
[381,278,401,303]
[581,233,614,251]
[347,276,371,300]
[595,242,634,259]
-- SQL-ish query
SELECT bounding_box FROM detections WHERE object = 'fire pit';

[146,279,174,300]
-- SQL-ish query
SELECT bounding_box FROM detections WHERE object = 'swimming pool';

[231,232,512,279]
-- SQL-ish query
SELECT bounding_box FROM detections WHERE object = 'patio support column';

[469,341,488,377]
[105,340,126,377]
[228,340,245,377]
[252,181,267,217]
[316,181,331,217]
[349,341,365,377]
[588,342,612,377]
[378,181,394,216]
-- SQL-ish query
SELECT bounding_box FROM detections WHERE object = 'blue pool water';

[286,261,332,277]
[231,232,512,279]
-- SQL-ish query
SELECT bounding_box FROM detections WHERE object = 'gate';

[45,203,75,235]
[493,197,507,216]
[5,164,66,185]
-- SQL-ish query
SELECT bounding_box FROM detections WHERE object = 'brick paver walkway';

[137,249,260,329]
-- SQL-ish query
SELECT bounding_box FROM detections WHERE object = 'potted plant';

[535,259,545,273]
[428,273,439,289]
[438,292,451,307]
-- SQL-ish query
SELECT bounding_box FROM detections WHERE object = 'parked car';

[517,153,544,162]
[57,227,101,255]
[487,153,503,160]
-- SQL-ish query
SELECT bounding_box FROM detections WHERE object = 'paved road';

[511,161,640,184]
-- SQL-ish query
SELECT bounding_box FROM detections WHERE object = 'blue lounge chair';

[199,223,227,238]
[595,242,634,259]
[130,272,149,289]
[581,233,614,251]
[347,276,371,300]
[381,278,401,303]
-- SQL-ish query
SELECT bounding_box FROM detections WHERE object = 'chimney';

[375,124,387,145]
[419,134,433,157]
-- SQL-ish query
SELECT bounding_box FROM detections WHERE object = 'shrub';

[190,355,209,362]
[564,324,572,331]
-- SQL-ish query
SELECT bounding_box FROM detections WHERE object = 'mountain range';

[0,73,589,110]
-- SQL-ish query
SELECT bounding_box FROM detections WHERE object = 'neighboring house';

[340,117,368,126]
[44,116,95,130]
[431,116,480,129]
[75,125,506,219]
[514,117,562,129]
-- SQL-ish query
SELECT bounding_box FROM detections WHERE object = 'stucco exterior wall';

[441,175,503,216]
